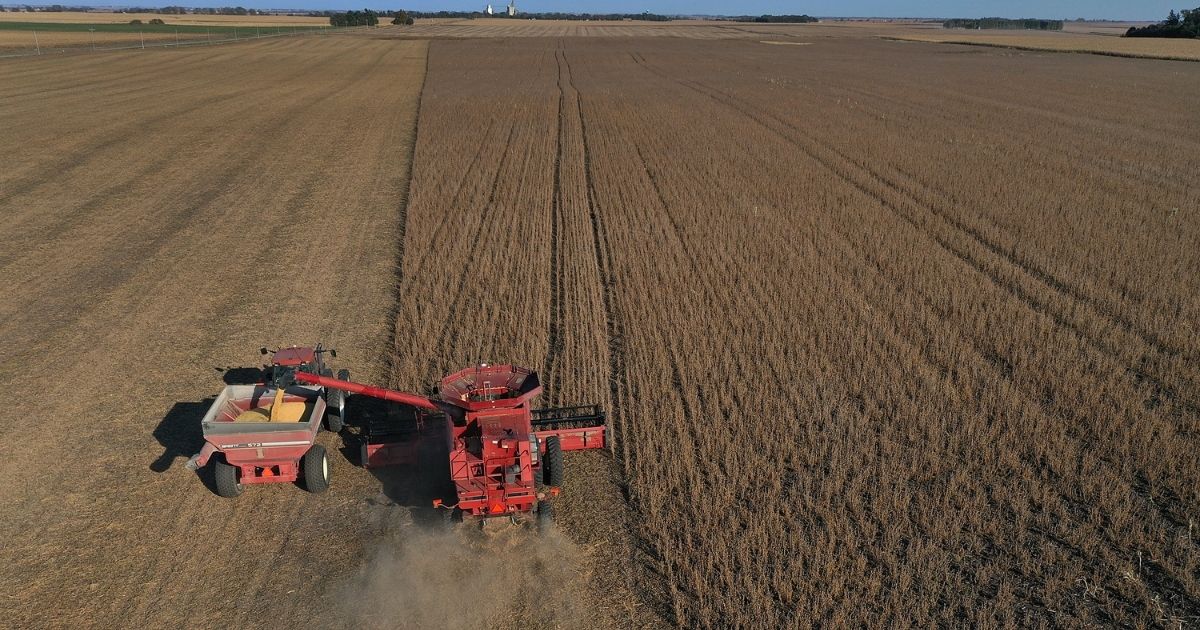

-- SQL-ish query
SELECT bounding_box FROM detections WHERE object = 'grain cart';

[185,345,348,497]
[293,363,606,527]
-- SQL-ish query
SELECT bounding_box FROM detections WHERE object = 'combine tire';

[543,436,564,487]
[214,456,243,498]
[325,389,345,432]
[537,500,554,532]
[303,444,330,493]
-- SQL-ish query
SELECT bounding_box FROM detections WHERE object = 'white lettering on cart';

[226,440,312,449]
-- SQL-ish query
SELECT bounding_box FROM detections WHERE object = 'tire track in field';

[703,77,1194,370]
[562,47,671,628]
[563,51,628,471]
[420,123,517,381]
[0,48,232,102]
[0,81,317,269]
[792,89,1193,363]
[544,47,568,405]
[0,87,244,200]
[0,42,360,202]
[0,42,388,358]
[115,43,405,625]
[634,60,1198,418]
[834,82,1187,199]
[383,44,430,386]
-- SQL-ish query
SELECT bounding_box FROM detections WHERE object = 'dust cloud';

[340,519,590,629]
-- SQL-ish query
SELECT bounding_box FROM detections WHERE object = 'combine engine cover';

[451,407,539,517]
[440,365,542,517]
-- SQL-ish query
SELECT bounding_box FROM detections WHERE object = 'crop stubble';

[2,25,1199,629]
[0,36,429,627]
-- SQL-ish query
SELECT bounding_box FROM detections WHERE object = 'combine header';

[292,363,605,525]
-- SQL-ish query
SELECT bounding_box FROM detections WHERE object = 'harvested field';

[0,11,327,26]
[3,21,1200,629]
[844,21,1200,61]
[0,27,322,52]
[378,18,821,40]
[0,36,429,627]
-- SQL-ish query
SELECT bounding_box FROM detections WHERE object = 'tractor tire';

[302,444,330,493]
[537,500,554,532]
[336,368,350,385]
[544,436,564,487]
[325,389,345,433]
[214,456,243,498]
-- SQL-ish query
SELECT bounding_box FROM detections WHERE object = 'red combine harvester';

[292,363,605,525]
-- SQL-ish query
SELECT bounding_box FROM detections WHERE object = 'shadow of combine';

[343,394,457,529]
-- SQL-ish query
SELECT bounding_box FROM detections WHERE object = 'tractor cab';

[262,345,335,388]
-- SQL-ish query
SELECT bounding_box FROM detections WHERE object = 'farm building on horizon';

[484,0,517,16]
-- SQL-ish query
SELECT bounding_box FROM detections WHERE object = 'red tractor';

[293,363,605,526]
[259,344,351,432]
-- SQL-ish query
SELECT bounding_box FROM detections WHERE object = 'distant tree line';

[943,18,1063,30]
[731,14,818,23]
[400,10,673,21]
[326,9,379,26]
[1125,6,1200,38]
[117,6,268,15]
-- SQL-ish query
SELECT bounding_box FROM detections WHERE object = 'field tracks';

[0,44,395,343]
[382,44,430,386]
[631,57,1197,419]
[544,45,568,405]
[563,50,630,471]
[0,43,361,205]
[420,124,518,381]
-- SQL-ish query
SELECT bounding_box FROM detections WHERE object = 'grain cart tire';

[537,500,554,532]
[214,456,243,498]
[325,389,345,433]
[544,436,564,487]
[303,444,330,493]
